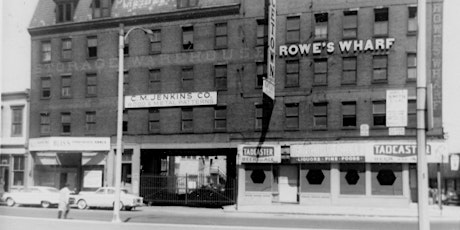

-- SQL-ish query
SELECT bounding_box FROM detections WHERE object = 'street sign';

[263,0,276,100]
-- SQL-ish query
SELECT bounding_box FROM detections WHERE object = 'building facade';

[1,90,30,195]
[28,0,446,207]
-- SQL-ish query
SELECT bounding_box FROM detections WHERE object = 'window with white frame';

[342,56,357,84]
[374,8,389,37]
[11,106,24,137]
[61,38,72,61]
[342,101,356,127]
[313,102,327,129]
[314,13,328,40]
[373,101,386,127]
[61,75,72,98]
[61,112,71,134]
[86,73,97,97]
[41,41,51,63]
[40,112,50,135]
[408,6,417,34]
[407,53,417,81]
[343,10,358,39]
[373,55,388,82]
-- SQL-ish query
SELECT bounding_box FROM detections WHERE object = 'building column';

[330,163,339,203]
[237,165,245,206]
[106,149,115,187]
[25,152,34,187]
[132,146,140,196]
[402,163,410,198]
[365,163,372,196]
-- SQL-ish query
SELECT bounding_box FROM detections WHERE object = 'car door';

[90,188,106,207]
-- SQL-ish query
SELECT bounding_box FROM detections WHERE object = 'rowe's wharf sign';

[279,38,395,57]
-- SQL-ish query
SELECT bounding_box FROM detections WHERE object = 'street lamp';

[113,23,153,223]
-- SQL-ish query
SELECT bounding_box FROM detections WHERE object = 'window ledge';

[341,126,357,130]
[313,127,328,131]
[371,80,388,84]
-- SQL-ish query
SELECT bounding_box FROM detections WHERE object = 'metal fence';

[140,175,236,207]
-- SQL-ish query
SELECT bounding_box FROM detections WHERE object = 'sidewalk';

[222,204,460,220]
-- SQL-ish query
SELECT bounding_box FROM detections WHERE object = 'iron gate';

[140,175,236,207]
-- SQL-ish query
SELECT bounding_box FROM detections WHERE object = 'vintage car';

[73,187,143,211]
[1,186,60,208]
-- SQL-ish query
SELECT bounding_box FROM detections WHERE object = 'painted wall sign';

[29,137,111,152]
[431,3,443,120]
[237,145,281,164]
[279,38,395,57]
[125,91,217,108]
[263,0,276,100]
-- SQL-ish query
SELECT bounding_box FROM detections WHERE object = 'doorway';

[278,165,298,203]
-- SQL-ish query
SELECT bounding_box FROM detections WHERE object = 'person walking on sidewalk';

[58,183,71,219]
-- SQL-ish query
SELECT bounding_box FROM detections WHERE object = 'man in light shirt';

[58,183,71,219]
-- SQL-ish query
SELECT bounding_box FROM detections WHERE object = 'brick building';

[28,0,447,208]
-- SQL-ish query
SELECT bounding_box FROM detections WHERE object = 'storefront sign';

[29,137,111,152]
[237,145,281,164]
[279,38,395,57]
[263,0,277,100]
[125,91,217,108]
[451,154,459,171]
[386,89,408,127]
[83,170,103,188]
[291,141,446,163]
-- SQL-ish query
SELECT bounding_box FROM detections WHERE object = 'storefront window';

[300,164,330,193]
[245,164,272,192]
[371,163,403,195]
[340,163,365,195]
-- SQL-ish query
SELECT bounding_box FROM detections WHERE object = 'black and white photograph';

[1,0,459,229]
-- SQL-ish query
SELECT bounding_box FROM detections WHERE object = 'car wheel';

[6,198,15,207]
[41,201,51,208]
[77,199,88,209]
[113,201,124,211]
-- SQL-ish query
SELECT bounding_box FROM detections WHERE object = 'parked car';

[1,186,60,208]
[73,187,143,211]
[443,190,460,206]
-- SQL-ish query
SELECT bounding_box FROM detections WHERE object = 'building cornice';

[28,4,240,37]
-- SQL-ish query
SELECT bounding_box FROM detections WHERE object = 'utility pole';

[416,0,429,229]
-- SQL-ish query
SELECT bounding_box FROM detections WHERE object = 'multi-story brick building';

[28,0,447,208]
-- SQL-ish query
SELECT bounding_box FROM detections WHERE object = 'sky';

[1,0,459,153]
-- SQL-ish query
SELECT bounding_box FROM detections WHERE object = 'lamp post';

[113,23,153,223]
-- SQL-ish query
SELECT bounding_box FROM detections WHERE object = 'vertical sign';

[386,89,408,127]
[263,0,276,100]
[431,3,443,120]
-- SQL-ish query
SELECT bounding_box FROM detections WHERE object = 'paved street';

[0,206,459,230]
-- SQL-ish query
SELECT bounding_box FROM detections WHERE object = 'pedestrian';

[58,183,71,219]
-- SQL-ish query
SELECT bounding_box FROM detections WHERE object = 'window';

[286,59,299,87]
[41,77,51,99]
[373,101,386,127]
[256,19,267,47]
[285,103,299,129]
[61,112,71,134]
[61,75,72,98]
[11,106,24,136]
[41,41,51,62]
[92,0,111,19]
[342,56,357,84]
[314,58,328,85]
[181,66,194,91]
[123,71,129,94]
[342,101,356,127]
[301,164,330,193]
[87,36,98,58]
[150,29,161,54]
[61,38,72,60]
[181,108,193,132]
[245,165,272,192]
[215,65,227,90]
[13,156,24,186]
[148,109,160,133]
[149,69,161,93]
[123,110,128,133]
[343,10,358,39]
[313,102,327,129]
[286,16,300,43]
[56,2,74,23]
[215,23,228,49]
[371,163,403,195]
[314,13,328,40]
[374,8,389,37]
[256,62,266,88]
[177,0,198,8]
[408,6,417,34]
[373,55,388,82]
[40,112,50,135]
[407,53,417,81]
[255,104,263,130]
[340,163,365,195]
[86,73,97,97]
[85,111,96,133]
[124,37,129,56]
[182,26,194,50]
[408,99,416,128]
[214,106,227,131]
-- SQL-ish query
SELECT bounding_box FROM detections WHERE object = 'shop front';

[237,140,448,207]
[29,137,110,192]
